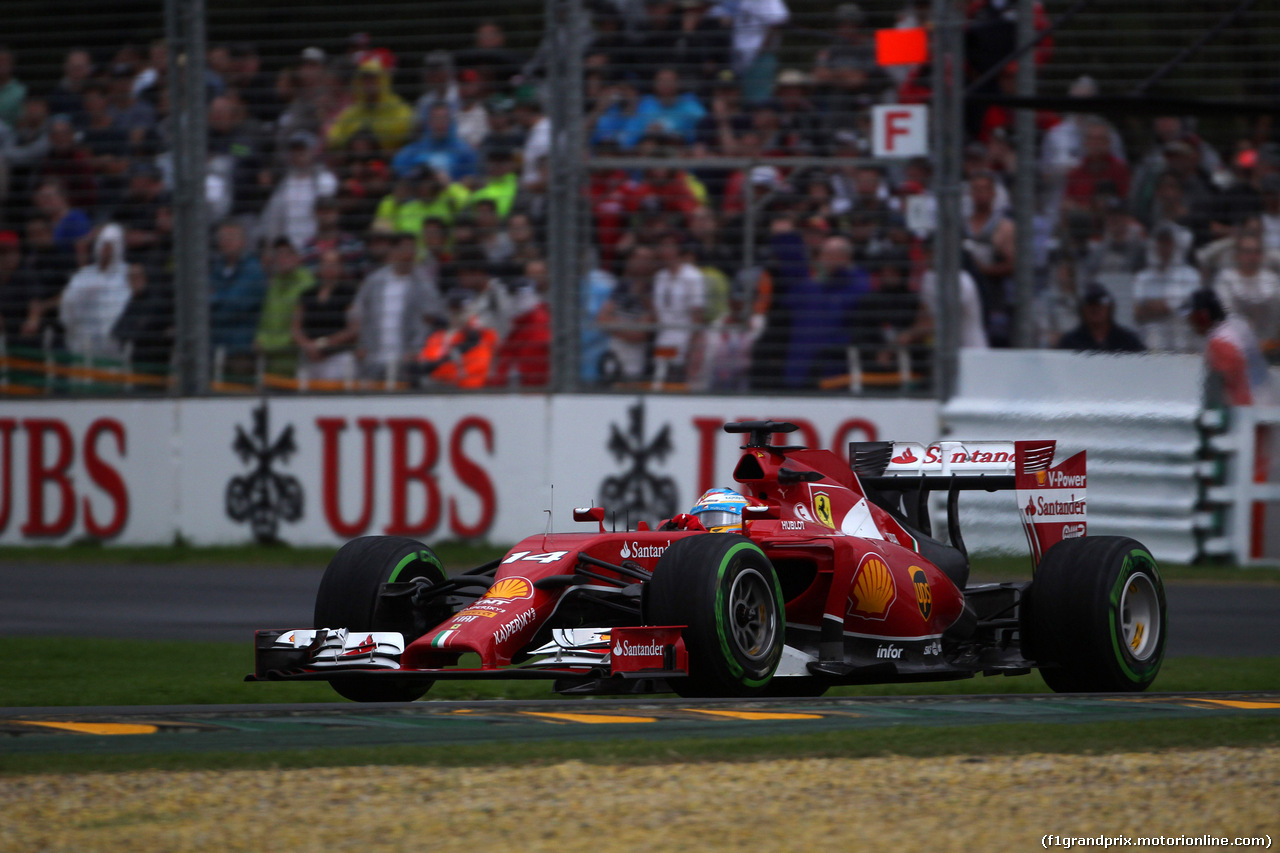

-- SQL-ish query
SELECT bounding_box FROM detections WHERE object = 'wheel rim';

[728,568,777,661]
[1119,572,1160,661]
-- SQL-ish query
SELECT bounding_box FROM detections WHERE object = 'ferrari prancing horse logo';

[814,492,834,528]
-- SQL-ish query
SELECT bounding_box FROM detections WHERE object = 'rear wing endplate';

[852,440,1086,568]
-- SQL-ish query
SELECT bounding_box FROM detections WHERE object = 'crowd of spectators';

[0,1,1277,393]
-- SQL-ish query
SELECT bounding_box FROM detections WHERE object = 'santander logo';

[612,640,664,657]
[891,447,917,464]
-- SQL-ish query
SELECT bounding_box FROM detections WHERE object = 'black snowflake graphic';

[225,402,303,543]
[598,401,678,530]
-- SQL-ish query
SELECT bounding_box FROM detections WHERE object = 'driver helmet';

[690,487,750,533]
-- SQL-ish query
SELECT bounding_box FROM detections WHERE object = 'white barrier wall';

[0,395,940,547]
[942,350,1205,562]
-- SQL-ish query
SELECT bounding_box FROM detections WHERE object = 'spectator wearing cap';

[1210,145,1266,241]
[1055,283,1146,353]
[1213,232,1280,348]
[466,147,519,219]
[209,220,266,365]
[0,46,27,129]
[773,69,822,155]
[1131,138,1216,242]
[373,165,467,238]
[651,229,706,383]
[392,102,479,181]
[1130,116,1223,224]
[254,238,315,375]
[302,196,366,276]
[106,61,157,138]
[619,67,707,150]
[260,131,338,251]
[327,56,414,155]
[454,69,490,152]
[115,162,169,252]
[1186,287,1278,407]
[350,232,445,380]
[693,68,749,158]
[1133,223,1202,353]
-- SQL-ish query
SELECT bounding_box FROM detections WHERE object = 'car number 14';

[502,550,570,564]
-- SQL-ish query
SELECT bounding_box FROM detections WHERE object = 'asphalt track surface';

[0,693,1278,756]
[0,562,1277,656]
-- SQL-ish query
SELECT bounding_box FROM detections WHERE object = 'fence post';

[931,0,964,401]
[546,0,584,392]
[166,0,210,396]
[1013,0,1038,349]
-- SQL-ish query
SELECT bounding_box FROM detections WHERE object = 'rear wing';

[852,440,1086,568]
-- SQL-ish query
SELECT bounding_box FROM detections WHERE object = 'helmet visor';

[694,509,742,531]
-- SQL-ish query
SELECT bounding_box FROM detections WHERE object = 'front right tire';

[646,534,785,697]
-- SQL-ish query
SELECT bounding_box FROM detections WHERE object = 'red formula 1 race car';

[249,421,1167,700]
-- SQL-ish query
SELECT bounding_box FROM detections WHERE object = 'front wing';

[246,625,691,687]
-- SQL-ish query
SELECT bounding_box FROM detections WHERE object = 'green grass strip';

[1,635,1276,708]
[2,716,1276,777]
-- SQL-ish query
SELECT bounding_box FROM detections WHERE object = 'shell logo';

[849,556,896,619]
[1035,470,1046,486]
[482,577,533,601]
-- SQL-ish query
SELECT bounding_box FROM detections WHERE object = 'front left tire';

[314,535,446,702]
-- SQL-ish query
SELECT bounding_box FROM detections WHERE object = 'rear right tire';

[1023,536,1166,693]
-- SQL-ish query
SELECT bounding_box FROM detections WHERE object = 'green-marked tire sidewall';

[713,541,786,687]
[648,534,785,696]
[1106,548,1165,687]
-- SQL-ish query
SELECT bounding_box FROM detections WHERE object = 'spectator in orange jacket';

[417,289,497,388]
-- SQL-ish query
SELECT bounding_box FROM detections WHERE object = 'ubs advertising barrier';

[0,396,939,547]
